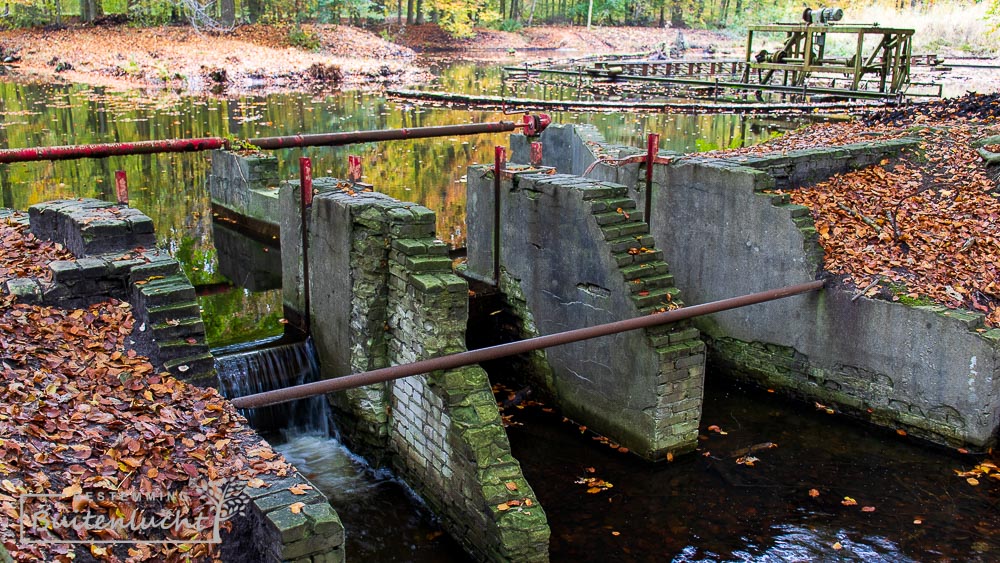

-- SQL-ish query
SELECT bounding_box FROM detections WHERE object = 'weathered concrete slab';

[515,123,999,448]
[466,168,705,459]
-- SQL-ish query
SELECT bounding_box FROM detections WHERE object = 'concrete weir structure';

[465,167,707,460]
[280,179,550,562]
[509,124,1000,448]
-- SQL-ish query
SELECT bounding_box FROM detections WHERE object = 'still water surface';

[4,65,995,560]
[0,64,792,345]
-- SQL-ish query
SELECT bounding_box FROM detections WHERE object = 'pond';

[2,64,996,561]
[0,63,795,346]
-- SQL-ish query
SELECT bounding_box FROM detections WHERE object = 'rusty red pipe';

[230,279,825,409]
[0,118,551,164]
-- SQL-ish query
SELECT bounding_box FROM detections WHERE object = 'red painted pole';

[493,146,506,285]
[114,170,128,206]
[299,157,313,331]
[348,155,362,183]
[645,133,660,227]
[530,142,543,167]
[231,279,826,409]
[0,118,552,164]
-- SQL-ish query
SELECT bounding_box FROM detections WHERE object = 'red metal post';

[493,146,506,286]
[348,155,362,183]
[645,133,660,227]
[114,170,128,206]
[230,279,825,409]
[530,142,543,167]
[299,157,313,331]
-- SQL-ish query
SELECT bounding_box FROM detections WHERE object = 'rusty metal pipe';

[230,279,825,409]
[0,121,537,164]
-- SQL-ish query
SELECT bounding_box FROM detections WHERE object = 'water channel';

[2,62,997,561]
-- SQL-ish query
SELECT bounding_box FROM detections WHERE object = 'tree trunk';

[416,0,424,24]
[220,0,235,27]
[670,0,687,29]
[659,4,665,27]
[80,0,102,22]
[407,0,414,24]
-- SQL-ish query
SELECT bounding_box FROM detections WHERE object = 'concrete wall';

[280,183,550,561]
[466,169,705,459]
[209,150,282,234]
[516,124,1000,448]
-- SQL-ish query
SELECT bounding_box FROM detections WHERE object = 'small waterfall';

[214,338,329,435]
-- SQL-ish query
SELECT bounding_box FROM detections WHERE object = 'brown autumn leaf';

[289,502,306,514]
[504,481,518,491]
[289,483,313,495]
[808,489,820,498]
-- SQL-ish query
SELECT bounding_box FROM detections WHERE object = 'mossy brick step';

[621,261,669,278]
[151,318,206,342]
[639,302,686,316]
[593,210,633,226]
[632,287,681,309]
[403,255,454,274]
[601,222,651,239]
[136,275,197,308]
[613,248,663,267]
[28,199,156,256]
[128,258,181,284]
[145,302,202,325]
[607,234,655,253]
[588,197,637,213]
[155,339,211,362]
[577,184,628,200]
[628,274,675,293]
[163,353,216,378]
[648,326,699,347]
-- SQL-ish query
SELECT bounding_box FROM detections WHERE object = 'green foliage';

[127,0,180,26]
[496,18,522,32]
[432,0,499,39]
[287,25,321,50]
[0,2,51,28]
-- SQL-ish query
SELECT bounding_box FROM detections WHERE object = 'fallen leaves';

[0,223,293,561]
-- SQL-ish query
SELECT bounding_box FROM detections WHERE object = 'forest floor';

[0,23,747,95]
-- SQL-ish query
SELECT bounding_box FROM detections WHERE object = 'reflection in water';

[0,71,795,344]
[504,377,998,562]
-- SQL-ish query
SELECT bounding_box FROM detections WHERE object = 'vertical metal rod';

[114,170,128,206]
[348,155,362,183]
[493,146,505,285]
[299,157,313,331]
[645,134,659,228]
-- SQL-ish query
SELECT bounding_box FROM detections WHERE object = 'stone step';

[578,184,629,200]
[627,273,675,293]
[589,197,638,213]
[655,339,706,361]
[151,317,206,342]
[632,287,681,309]
[607,234,655,253]
[163,353,217,381]
[145,302,202,325]
[621,261,669,279]
[647,326,699,347]
[593,211,630,226]
[156,339,211,363]
[639,300,686,316]
[138,275,196,308]
[617,221,651,237]
[613,248,663,268]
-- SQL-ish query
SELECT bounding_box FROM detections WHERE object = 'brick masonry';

[516,123,1000,448]
[283,182,550,561]
[465,167,706,459]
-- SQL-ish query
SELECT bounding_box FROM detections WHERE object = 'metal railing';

[231,279,825,409]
